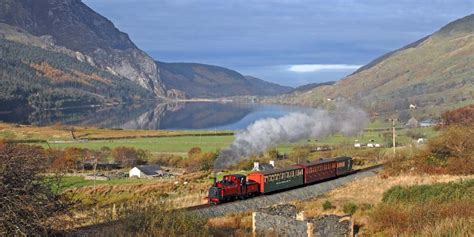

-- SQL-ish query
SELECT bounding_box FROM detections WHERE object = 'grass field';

[44,135,235,154]
[1,122,437,156]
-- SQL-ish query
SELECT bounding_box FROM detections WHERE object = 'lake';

[0,102,312,130]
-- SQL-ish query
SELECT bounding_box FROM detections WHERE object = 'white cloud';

[288,64,362,72]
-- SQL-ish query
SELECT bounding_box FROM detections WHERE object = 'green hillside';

[158,62,292,98]
[0,38,152,111]
[262,14,474,118]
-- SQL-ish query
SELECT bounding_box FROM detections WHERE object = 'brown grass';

[297,173,473,217]
[0,122,196,140]
[370,201,474,236]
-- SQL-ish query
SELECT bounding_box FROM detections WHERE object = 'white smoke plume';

[214,106,368,170]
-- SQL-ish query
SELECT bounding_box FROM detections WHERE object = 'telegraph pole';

[392,119,396,155]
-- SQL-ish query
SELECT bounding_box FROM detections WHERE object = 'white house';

[129,165,163,179]
[252,161,275,171]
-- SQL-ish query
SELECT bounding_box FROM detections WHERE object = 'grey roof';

[135,165,161,176]
[259,164,274,171]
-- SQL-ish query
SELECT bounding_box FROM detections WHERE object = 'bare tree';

[0,142,72,236]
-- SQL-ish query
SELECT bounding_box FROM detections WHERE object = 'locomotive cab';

[208,174,258,204]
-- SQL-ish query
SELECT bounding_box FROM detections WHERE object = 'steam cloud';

[214,106,368,170]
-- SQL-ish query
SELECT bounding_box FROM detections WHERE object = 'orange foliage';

[441,104,474,127]
[31,62,111,86]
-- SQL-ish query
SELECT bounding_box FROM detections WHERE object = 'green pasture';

[43,135,235,153]
[37,124,436,155]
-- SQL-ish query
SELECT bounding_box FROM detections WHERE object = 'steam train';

[208,156,352,204]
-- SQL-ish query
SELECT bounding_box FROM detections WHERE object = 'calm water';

[0,102,311,130]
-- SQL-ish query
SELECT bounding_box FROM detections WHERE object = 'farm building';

[252,161,275,171]
[129,165,164,178]
[406,117,419,128]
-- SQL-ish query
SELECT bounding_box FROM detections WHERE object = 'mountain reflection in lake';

[1,102,309,130]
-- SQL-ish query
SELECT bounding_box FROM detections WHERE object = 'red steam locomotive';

[208,156,352,204]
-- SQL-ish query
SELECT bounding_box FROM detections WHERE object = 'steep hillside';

[0,0,165,95]
[264,14,474,116]
[0,0,297,104]
[0,37,152,111]
[158,62,291,98]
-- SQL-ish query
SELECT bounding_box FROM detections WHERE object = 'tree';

[441,104,474,127]
[111,146,147,167]
[187,147,202,159]
[0,141,71,235]
[199,152,217,171]
[63,147,82,170]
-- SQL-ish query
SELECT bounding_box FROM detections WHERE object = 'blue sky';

[84,0,473,87]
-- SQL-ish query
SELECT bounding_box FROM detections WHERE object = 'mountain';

[263,14,474,116]
[0,33,152,111]
[0,0,166,96]
[158,62,292,98]
[0,0,290,105]
[290,81,336,93]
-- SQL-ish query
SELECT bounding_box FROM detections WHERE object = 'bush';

[384,124,474,176]
[370,180,474,236]
[343,202,357,215]
[370,201,473,236]
[322,200,335,210]
[382,180,473,204]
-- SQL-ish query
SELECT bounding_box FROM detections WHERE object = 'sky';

[83,0,474,87]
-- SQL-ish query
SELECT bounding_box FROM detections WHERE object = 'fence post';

[307,222,314,237]
[252,212,257,237]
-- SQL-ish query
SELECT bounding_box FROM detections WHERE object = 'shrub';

[343,202,357,215]
[370,180,474,236]
[370,201,474,236]
[382,180,474,204]
[441,104,474,127]
[322,200,335,210]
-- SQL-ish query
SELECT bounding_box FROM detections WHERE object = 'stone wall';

[252,210,353,237]
[253,212,309,237]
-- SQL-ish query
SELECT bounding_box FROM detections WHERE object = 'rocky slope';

[263,14,474,116]
[158,62,292,98]
[0,0,291,102]
[0,0,166,96]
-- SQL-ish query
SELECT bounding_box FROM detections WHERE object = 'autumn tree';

[111,146,147,167]
[187,147,202,159]
[0,141,71,235]
[199,152,217,171]
[441,104,474,127]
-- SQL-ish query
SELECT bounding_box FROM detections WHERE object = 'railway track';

[183,164,383,212]
[68,164,383,235]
